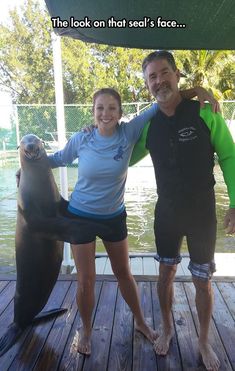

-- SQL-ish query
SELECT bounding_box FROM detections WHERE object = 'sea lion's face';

[19,134,45,160]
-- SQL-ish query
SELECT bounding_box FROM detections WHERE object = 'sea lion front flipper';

[0,323,23,357]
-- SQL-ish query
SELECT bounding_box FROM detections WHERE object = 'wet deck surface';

[0,274,235,370]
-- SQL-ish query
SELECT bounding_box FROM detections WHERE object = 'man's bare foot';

[153,327,174,355]
[199,341,220,370]
[135,322,158,343]
[76,328,92,355]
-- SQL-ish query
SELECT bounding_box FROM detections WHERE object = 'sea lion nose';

[26,143,37,152]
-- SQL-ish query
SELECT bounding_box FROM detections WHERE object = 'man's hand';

[194,86,220,113]
[224,208,235,234]
[16,168,21,188]
[82,124,96,133]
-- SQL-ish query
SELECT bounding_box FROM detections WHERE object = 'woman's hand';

[194,86,220,113]
[181,86,220,113]
[224,208,235,234]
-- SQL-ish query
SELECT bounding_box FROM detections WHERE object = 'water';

[0,156,234,272]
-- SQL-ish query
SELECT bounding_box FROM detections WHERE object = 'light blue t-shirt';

[49,103,157,218]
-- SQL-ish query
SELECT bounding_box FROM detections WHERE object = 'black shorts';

[64,209,128,244]
[154,190,217,264]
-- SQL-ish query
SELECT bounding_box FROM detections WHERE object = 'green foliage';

[0,0,234,112]
[175,50,235,100]
[0,0,54,104]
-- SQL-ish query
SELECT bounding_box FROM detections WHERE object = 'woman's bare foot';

[153,327,174,355]
[75,327,92,355]
[199,341,220,370]
[135,322,158,343]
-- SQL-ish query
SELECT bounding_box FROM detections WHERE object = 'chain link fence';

[0,100,235,164]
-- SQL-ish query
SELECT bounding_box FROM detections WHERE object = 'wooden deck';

[0,274,235,370]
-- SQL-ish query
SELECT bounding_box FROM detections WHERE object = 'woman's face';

[93,94,122,136]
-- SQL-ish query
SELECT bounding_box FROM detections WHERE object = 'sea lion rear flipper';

[32,307,67,323]
[0,323,23,357]
[27,216,112,244]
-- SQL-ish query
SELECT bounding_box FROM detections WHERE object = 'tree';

[175,50,235,100]
[0,0,54,104]
[0,0,150,104]
[0,0,234,106]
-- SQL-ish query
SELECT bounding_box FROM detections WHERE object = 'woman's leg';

[103,238,157,342]
[71,242,96,355]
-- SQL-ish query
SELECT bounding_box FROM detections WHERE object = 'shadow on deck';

[0,274,235,370]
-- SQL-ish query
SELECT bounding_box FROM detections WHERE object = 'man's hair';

[142,50,177,77]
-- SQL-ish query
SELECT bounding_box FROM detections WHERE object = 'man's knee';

[159,263,177,284]
[193,276,212,294]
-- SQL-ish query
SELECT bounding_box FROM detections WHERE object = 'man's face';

[144,58,180,103]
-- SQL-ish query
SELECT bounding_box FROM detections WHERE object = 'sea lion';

[0,134,108,356]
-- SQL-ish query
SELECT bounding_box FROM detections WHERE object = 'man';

[134,50,235,371]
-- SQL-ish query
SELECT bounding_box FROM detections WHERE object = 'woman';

[48,87,217,355]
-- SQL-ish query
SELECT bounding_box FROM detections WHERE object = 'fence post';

[52,32,71,271]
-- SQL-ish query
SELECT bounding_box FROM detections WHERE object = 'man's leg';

[154,262,177,355]
[192,275,220,371]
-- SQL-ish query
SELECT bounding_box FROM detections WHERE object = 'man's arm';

[200,104,235,234]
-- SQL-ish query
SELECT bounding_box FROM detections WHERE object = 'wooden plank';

[71,257,108,275]
[175,262,185,276]
[130,257,143,275]
[107,289,133,371]
[95,257,108,275]
[143,257,157,275]
[209,283,235,369]
[133,281,157,371]
[82,281,118,371]
[184,282,233,371]
[0,274,17,281]
[0,280,9,294]
[58,281,102,371]
[33,281,77,371]
[154,260,159,275]
[103,258,113,275]
[180,256,190,275]
[0,281,15,315]
[151,281,183,370]
[217,282,235,320]
[6,281,71,371]
[172,282,201,369]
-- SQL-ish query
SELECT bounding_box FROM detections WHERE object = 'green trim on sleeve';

[200,103,235,208]
[129,121,150,166]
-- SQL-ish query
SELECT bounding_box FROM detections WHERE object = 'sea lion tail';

[0,323,23,357]
[32,307,67,323]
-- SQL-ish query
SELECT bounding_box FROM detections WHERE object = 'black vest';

[146,99,215,198]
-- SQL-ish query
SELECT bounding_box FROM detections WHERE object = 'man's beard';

[153,84,173,103]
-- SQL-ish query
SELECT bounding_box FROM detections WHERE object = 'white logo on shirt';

[178,127,198,142]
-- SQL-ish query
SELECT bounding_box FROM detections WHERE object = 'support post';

[52,32,71,270]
